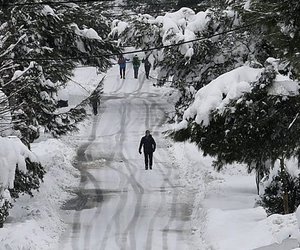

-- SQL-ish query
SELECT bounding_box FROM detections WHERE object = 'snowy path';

[59,64,194,250]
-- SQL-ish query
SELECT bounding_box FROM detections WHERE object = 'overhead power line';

[1,0,178,8]
[6,21,261,62]
[2,0,113,6]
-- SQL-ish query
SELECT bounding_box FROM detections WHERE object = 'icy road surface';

[59,64,195,250]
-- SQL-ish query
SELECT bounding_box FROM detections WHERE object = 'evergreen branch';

[6,21,264,62]
[1,62,35,88]
[1,0,177,8]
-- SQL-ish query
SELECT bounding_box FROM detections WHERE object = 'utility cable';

[1,0,179,8]
[65,75,91,94]
[6,21,263,62]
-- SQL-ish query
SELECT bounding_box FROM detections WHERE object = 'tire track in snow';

[119,99,145,250]
[143,101,170,250]
[147,101,184,250]
[65,115,101,250]
[98,79,146,250]
[97,105,130,250]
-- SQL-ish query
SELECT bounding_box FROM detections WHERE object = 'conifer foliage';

[0,0,119,225]
[242,0,300,77]
[110,6,257,120]
[173,59,300,214]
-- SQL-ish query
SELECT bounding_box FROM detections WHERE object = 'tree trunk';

[255,171,262,195]
[280,157,289,214]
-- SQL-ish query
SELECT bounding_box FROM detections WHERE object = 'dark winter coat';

[132,56,141,68]
[143,58,151,70]
[139,135,156,153]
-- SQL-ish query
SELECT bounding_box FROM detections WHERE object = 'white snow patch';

[42,5,56,17]
[268,75,300,96]
[71,23,102,40]
[109,20,129,37]
[0,136,37,193]
[11,61,35,81]
[0,139,80,250]
[177,66,262,128]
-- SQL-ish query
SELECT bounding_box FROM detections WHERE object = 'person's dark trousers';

[133,67,139,78]
[145,67,150,79]
[120,67,125,78]
[144,152,153,169]
[92,103,98,115]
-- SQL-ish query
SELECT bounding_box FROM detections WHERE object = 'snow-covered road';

[59,64,194,250]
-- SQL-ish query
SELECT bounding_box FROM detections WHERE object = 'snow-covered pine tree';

[0,1,119,225]
[173,60,300,214]
[0,136,43,227]
[0,1,119,144]
[110,5,267,120]
[260,170,300,215]
[241,0,300,77]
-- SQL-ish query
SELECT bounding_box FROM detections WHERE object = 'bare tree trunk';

[280,157,289,214]
[255,171,261,195]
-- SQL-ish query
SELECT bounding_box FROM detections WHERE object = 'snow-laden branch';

[70,23,103,41]
[1,61,35,88]
[0,34,27,59]
[0,136,38,196]
[175,60,300,130]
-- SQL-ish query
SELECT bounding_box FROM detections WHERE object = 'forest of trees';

[111,0,300,214]
[1,0,300,226]
[0,0,119,225]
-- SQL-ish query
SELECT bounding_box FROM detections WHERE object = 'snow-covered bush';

[0,136,44,227]
[259,159,300,215]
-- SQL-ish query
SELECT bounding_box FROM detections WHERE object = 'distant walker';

[142,57,151,79]
[118,54,129,79]
[139,130,156,170]
[132,54,141,79]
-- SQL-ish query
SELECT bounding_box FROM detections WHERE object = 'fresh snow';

[0,90,12,136]
[70,23,102,41]
[1,62,300,249]
[110,8,211,57]
[0,66,101,250]
[176,66,263,129]
[42,5,57,17]
[172,142,300,250]
[177,63,299,129]
[0,136,37,193]
[11,61,35,81]
[0,139,80,250]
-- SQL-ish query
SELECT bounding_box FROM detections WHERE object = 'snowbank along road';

[59,63,195,250]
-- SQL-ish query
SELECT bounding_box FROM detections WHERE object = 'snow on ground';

[1,61,300,249]
[170,141,300,250]
[0,66,102,250]
[0,139,80,250]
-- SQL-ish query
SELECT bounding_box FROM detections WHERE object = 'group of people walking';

[91,53,157,170]
[118,54,151,80]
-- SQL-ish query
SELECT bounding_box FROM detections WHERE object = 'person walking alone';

[90,94,99,115]
[142,57,151,79]
[132,54,141,79]
[139,130,156,170]
[118,54,128,79]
